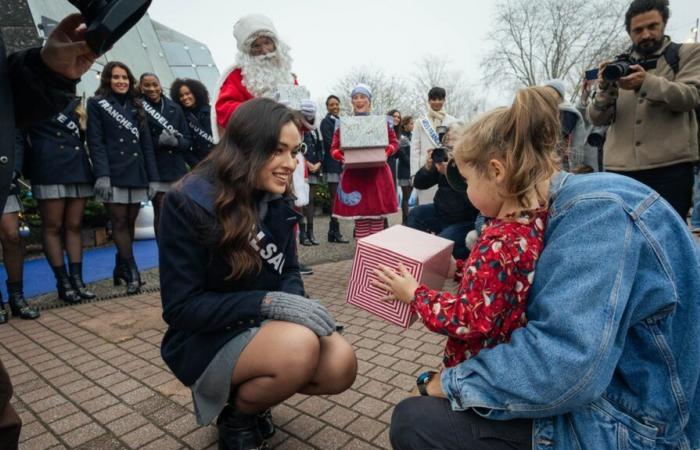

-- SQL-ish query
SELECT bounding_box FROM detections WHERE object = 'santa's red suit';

[331,125,399,219]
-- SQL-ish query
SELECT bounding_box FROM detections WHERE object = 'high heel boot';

[306,223,319,245]
[299,223,312,246]
[327,217,349,243]
[124,257,142,295]
[69,262,96,299]
[217,404,266,450]
[6,281,39,319]
[51,265,81,304]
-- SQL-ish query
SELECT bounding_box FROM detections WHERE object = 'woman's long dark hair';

[170,78,210,110]
[388,109,401,139]
[95,61,145,125]
[192,98,301,280]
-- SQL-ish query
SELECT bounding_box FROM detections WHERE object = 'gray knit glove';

[94,176,111,201]
[158,129,179,147]
[260,292,335,337]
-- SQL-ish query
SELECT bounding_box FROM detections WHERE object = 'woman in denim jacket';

[391,88,700,450]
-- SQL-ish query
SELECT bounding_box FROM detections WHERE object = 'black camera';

[431,147,449,164]
[602,53,659,82]
[67,0,152,56]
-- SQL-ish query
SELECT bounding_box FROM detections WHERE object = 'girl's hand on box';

[447,257,457,279]
[372,263,419,304]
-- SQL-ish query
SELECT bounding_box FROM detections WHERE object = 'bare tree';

[484,0,629,100]
[329,67,413,117]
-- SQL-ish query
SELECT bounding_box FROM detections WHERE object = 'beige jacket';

[588,38,700,171]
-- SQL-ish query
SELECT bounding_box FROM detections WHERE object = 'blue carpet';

[0,239,159,300]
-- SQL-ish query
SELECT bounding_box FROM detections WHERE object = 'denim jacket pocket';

[588,398,658,450]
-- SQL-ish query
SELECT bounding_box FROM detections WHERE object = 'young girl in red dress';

[374,86,561,368]
[330,84,398,238]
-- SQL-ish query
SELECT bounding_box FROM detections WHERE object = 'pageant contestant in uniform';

[87,62,159,296]
[320,95,348,243]
[139,73,192,240]
[170,78,215,167]
[331,84,399,238]
[299,127,322,246]
[0,135,40,323]
[159,98,356,450]
[23,98,95,303]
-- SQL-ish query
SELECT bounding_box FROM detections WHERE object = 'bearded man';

[213,14,315,138]
[588,0,700,219]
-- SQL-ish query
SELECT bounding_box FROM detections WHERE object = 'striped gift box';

[347,225,454,328]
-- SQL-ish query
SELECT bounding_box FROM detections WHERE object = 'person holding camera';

[410,87,459,206]
[405,124,479,259]
[588,0,700,219]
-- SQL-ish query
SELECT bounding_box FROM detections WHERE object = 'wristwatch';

[416,370,437,396]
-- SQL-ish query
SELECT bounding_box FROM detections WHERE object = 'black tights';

[302,184,317,227]
[401,185,412,223]
[0,213,23,283]
[152,192,165,241]
[327,182,338,217]
[107,203,140,259]
[38,198,87,267]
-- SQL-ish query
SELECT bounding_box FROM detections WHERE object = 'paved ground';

[1,255,451,449]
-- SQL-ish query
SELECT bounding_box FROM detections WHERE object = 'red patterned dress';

[411,208,548,367]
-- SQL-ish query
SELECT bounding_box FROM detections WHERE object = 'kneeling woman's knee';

[322,335,357,393]
[276,325,321,382]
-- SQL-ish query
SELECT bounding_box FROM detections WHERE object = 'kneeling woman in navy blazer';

[159,98,357,449]
[87,62,159,295]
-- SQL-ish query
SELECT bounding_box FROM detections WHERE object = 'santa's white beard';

[236,46,294,98]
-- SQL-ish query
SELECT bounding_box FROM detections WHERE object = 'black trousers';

[610,162,694,220]
[390,397,532,450]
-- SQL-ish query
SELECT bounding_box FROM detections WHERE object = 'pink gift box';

[346,225,454,328]
[343,147,386,169]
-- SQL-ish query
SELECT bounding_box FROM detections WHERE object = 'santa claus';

[212,14,316,138]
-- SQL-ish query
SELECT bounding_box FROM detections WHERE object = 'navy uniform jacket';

[159,175,304,386]
[143,96,192,182]
[87,95,159,188]
[303,128,323,166]
[22,101,94,185]
[183,104,215,167]
[397,132,412,180]
[320,113,342,175]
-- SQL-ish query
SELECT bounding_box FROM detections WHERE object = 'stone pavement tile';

[284,393,308,406]
[357,360,376,376]
[276,436,315,450]
[181,426,217,450]
[18,420,49,442]
[92,403,133,425]
[383,388,412,405]
[365,366,398,383]
[48,411,92,435]
[307,426,352,450]
[147,402,189,427]
[377,407,395,425]
[373,429,393,450]
[283,413,325,441]
[80,392,120,414]
[356,380,395,400]
[272,403,300,427]
[140,435,183,450]
[30,394,69,414]
[105,412,148,436]
[120,423,165,448]
[9,369,41,385]
[95,371,131,389]
[345,416,386,442]
[369,354,399,368]
[68,385,106,403]
[62,423,107,448]
[296,396,335,417]
[387,373,415,391]
[18,385,55,404]
[343,438,381,450]
[267,429,290,448]
[47,370,83,388]
[120,386,156,405]
[327,388,364,408]
[37,402,79,424]
[41,363,75,380]
[74,434,128,449]
[108,378,141,396]
[319,405,359,428]
[164,413,200,437]
[352,396,391,419]
[59,378,94,395]
[21,431,60,450]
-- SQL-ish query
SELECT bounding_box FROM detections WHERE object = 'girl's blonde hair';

[454,86,561,206]
[75,102,87,130]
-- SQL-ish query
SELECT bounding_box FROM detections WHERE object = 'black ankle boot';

[307,223,319,245]
[51,266,81,304]
[6,281,39,319]
[256,409,275,439]
[328,218,349,244]
[114,254,145,287]
[69,262,96,300]
[299,223,312,246]
[0,304,8,324]
[217,405,266,450]
[124,257,141,295]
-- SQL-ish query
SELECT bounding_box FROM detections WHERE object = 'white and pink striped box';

[346,225,454,328]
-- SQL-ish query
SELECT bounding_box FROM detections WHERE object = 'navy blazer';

[159,175,304,386]
[143,96,192,182]
[397,132,412,180]
[320,114,342,175]
[184,104,215,167]
[303,128,322,165]
[22,101,94,185]
[87,95,159,188]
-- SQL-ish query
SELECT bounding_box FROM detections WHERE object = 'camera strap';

[419,113,441,148]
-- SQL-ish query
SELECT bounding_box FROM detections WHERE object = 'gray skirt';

[3,195,21,214]
[308,174,321,185]
[397,178,412,187]
[324,173,340,183]
[33,183,94,200]
[97,186,149,204]
[191,325,262,425]
[151,181,175,194]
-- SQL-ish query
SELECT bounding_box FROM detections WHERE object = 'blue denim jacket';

[441,172,700,450]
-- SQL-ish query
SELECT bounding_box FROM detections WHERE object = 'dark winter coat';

[87,94,159,188]
[303,128,323,165]
[397,132,412,180]
[21,100,94,185]
[143,96,192,182]
[159,174,304,386]
[320,113,342,175]
[413,166,479,225]
[183,104,215,167]
[0,37,78,211]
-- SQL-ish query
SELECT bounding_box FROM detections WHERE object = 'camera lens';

[602,61,630,82]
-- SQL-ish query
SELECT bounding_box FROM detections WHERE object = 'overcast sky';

[148,0,699,107]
